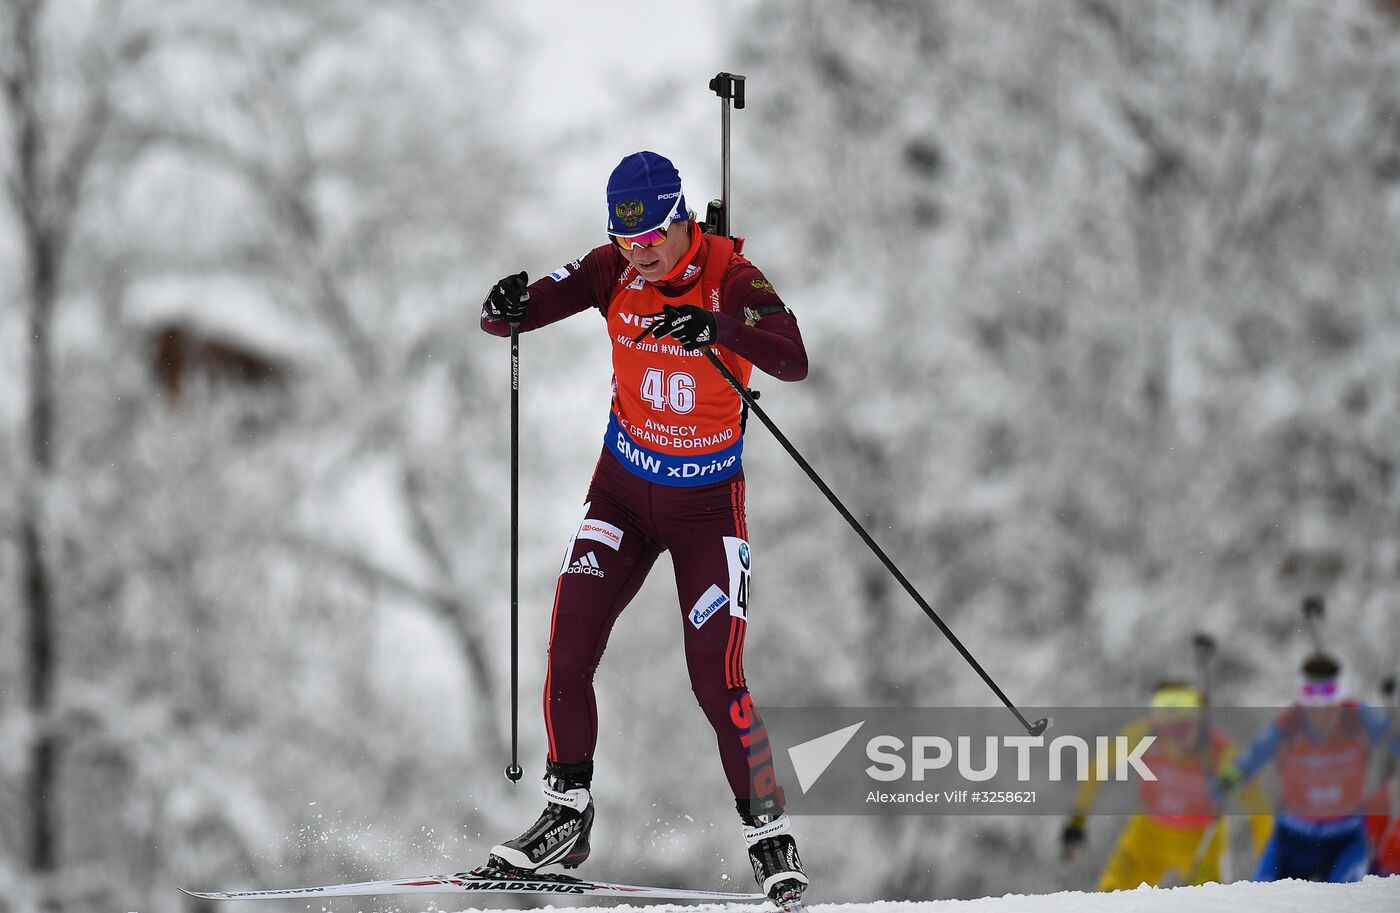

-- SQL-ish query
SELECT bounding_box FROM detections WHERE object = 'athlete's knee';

[686,634,747,706]
[689,671,745,724]
[545,642,598,692]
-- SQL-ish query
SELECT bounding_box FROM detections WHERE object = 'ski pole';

[702,349,1049,736]
[1192,632,1218,767]
[505,324,523,783]
[1184,632,1220,885]
[1301,594,1326,654]
[1373,674,1399,850]
[699,70,1045,736]
[1181,819,1221,886]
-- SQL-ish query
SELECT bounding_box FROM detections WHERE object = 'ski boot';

[740,798,808,911]
[477,760,594,875]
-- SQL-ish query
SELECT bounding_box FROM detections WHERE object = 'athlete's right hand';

[1060,815,1086,860]
[483,272,530,324]
[1214,765,1242,798]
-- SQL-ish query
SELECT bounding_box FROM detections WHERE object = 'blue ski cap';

[606,151,689,236]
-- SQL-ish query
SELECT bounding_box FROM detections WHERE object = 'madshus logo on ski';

[182,871,767,903]
[760,706,1285,816]
[447,876,588,894]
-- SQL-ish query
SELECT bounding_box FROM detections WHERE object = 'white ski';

[182,871,765,903]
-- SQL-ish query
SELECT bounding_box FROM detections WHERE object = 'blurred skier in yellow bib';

[1061,682,1272,889]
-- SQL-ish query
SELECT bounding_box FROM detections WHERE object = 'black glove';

[483,271,530,324]
[647,304,717,351]
[1060,815,1086,860]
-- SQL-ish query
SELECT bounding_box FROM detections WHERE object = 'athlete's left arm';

[1360,704,1400,758]
[1229,719,1284,786]
[1219,741,1275,853]
[714,264,809,382]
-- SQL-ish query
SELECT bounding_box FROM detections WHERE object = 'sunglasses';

[610,192,686,251]
[611,225,672,251]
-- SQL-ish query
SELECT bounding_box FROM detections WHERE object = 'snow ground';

[430,875,1399,913]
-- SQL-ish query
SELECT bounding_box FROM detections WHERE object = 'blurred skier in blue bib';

[1219,654,1400,882]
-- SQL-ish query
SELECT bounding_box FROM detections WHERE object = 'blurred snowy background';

[3,1,1400,910]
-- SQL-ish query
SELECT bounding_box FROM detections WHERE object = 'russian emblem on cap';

[614,199,646,228]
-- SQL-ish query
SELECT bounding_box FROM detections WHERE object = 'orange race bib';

[604,237,752,487]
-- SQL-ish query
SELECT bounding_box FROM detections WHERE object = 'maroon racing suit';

[481,229,807,806]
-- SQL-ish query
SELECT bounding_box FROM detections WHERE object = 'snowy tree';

[0,2,159,909]
[1,2,525,910]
